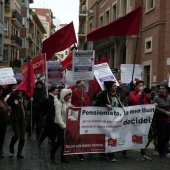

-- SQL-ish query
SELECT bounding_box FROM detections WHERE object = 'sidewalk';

[0,125,170,170]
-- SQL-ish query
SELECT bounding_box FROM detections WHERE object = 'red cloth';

[16,61,35,98]
[95,56,110,64]
[42,22,77,60]
[20,54,46,76]
[71,89,90,107]
[129,91,148,106]
[87,7,142,41]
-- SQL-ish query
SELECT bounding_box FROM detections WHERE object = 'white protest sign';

[0,68,17,85]
[120,64,142,83]
[46,61,64,85]
[94,62,119,90]
[72,50,95,81]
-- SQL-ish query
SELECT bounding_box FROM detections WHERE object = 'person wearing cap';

[27,80,46,140]
[7,90,29,159]
[125,80,152,161]
[153,84,170,158]
[0,85,10,158]
[95,80,123,162]
[50,88,72,163]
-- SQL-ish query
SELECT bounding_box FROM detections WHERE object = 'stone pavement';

[0,125,170,170]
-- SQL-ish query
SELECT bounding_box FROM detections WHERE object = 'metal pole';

[30,99,33,160]
[131,35,139,82]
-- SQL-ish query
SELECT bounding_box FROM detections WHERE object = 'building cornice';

[141,19,166,32]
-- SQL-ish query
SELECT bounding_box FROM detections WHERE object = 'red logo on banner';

[108,138,117,147]
[132,135,143,144]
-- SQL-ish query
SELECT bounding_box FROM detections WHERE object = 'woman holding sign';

[95,81,122,162]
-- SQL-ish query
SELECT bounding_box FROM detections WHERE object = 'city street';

[0,125,170,170]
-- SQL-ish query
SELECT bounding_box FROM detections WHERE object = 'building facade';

[78,0,170,87]
[0,0,4,63]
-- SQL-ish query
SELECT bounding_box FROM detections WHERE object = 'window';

[99,15,103,27]
[3,45,8,62]
[145,37,153,53]
[146,0,155,12]
[4,20,9,36]
[112,3,117,20]
[106,10,110,24]
[121,0,127,16]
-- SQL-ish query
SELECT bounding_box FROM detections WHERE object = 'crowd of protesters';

[0,78,170,164]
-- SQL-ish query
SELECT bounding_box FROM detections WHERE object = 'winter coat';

[41,93,58,122]
[153,94,170,123]
[71,88,90,107]
[32,88,46,111]
[54,89,72,129]
[7,94,29,122]
[0,98,10,122]
[95,91,121,107]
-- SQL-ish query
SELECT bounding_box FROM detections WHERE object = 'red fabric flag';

[16,61,35,98]
[56,52,73,76]
[95,56,110,64]
[20,54,46,76]
[87,7,142,41]
[42,22,77,60]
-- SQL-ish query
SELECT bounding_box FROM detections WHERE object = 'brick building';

[78,0,170,87]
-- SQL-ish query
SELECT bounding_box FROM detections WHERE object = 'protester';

[38,86,59,148]
[0,85,10,158]
[153,84,170,158]
[50,88,72,163]
[71,80,90,161]
[124,80,152,160]
[27,80,46,140]
[7,90,29,159]
[117,79,129,106]
[95,80,123,162]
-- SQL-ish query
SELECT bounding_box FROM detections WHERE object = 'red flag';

[42,22,77,60]
[16,61,35,98]
[20,54,46,75]
[56,52,73,76]
[95,56,110,64]
[87,7,142,41]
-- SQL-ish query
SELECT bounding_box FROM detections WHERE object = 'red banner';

[20,54,46,75]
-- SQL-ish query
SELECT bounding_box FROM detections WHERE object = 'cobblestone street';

[0,126,170,170]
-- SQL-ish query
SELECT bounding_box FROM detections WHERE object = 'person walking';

[0,85,10,158]
[50,88,72,163]
[124,80,152,160]
[27,81,46,140]
[95,81,122,162]
[71,80,90,161]
[153,84,170,158]
[38,86,59,148]
[7,90,29,159]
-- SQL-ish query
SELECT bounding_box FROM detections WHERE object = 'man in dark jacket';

[153,84,170,158]
[27,81,46,140]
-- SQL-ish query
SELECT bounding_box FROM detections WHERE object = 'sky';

[30,0,79,34]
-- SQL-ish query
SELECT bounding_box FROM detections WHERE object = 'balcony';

[79,5,87,21]
[12,10,23,28]
[11,35,22,49]
[78,26,86,41]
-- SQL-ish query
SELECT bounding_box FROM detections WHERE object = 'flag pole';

[44,53,49,96]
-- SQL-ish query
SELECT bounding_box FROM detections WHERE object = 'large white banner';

[72,50,95,81]
[64,104,155,154]
[120,64,142,83]
[94,62,119,90]
[0,68,17,85]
